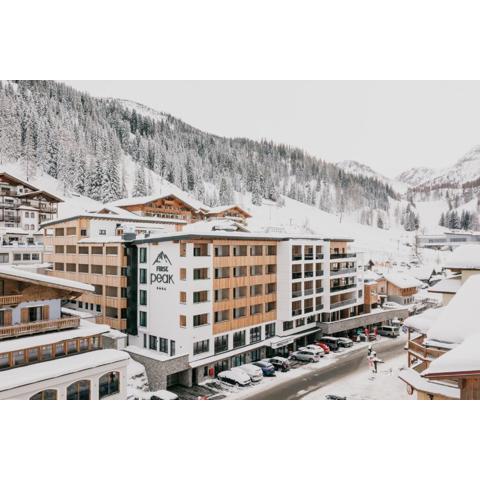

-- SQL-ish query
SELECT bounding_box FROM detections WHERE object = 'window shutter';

[42,305,50,320]
[21,308,29,323]
[3,310,12,326]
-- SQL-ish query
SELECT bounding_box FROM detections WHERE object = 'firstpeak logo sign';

[150,250,174,288]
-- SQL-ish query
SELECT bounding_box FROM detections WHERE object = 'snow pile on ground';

[126,358,149,400]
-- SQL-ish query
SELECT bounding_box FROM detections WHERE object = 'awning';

[269,328,321,349]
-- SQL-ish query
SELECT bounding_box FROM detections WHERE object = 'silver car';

[290,349,322,362]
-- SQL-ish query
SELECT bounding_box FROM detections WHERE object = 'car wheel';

[309,358,314,363]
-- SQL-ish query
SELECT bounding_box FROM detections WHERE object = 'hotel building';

[0,265,128,400]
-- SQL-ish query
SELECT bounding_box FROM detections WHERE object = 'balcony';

[304,306,314,314]
[0,316,80,339]
[315,303,324,311]
[315,270,324,277]
[304,271,314,278]
[330,298,357,309]
[330,267,357,276]
[330,283,357,293]
[330,253,356,259]
[0,294,23,306]
[291,308,303,317]
[304,254,314,261]
[292,255,302,261]
[292,290,302,298]
[292,272,302,279]
[303,288,314,296]
[316,287,324,294]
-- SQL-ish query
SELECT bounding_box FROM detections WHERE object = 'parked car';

[300,344,325,356]
[382,301,402,309]
[150,390,179,400]
[253,360,276,377]
[268,357,291,372]
[378,325,400,337]
[290,349,322,363]
[320,336,340,351]
[314,341,330,354]
[217,369,251,387]
[337,337,353,348]
[233,364,263,382]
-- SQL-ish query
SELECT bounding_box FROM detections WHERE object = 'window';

[193,340,209,355]
[233,286,246,299]
[179,315,186,328]
[55,245,64,254]
[214,310,229,323]
[265,323,276,338]
[139,311,147,327]
[22,253,31,261]
[106,265,117,275]
[159,337,168,353]
[106,286,118,297]
[32,253,39,261]
[296,318,305,328]
[267,245,277,255]
[265,301,276,312]
[266,282,276,294]
[106,246,118,255]
[193,313,209,327]
[80,229,87,237]
[106,307,118,318]
[13,254,21,261]
[79,246,89,255]
[30,389,57,400]
[99,229,107,236]
[251,348,262,362]
[139,248,147,263]
[66,263,76,272]
[283,321,294,331]
[233,330,246,348]
[193,244,209,256]
[180,243,186,257]
[193,291,208,303]
[250,326,262,343]
[214,335,229,354]
[149,335,157,350]
[143,334,147,348]
[250,245,263,256]
[250,304,263,315]
[55,228,64,236]
[214,288,229,301]
[99,372,120,399]
[179,268,186,281]
[66,246,76,255]
[67,380,90,400]
[233,307,246,319]
[139,290,147,305]
[0,253,8,263]
[79,264,89,273]
[232,353,246,367]
[193,268,209,280]
[180,291,187,304]
[66,227,76,236]
[93,284,103,295]
[139,268,147,284]
[214,245,229,257]
[54,262,64,271]
[91,246,103,255]
[170,340,176,356]
[250,265,263,276]
[233,245,247,256]
[91,264,103,274]
[266,264,276,274]
[214,267,230,279]
[233,266,247,277]
[250,284,263,296]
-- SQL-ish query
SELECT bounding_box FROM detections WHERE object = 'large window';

[139,290,147,305]
[250,326,262,343]
[30,389,57,400]
[139,311,147,327]
[139,248,147,263]
[193,340,209,355]
[214,335,229,354]
[159,337,168,353]
[265,323,276,339]
[193,291,208,303]
[67,380,91,400]
[193,313,209,327]
[233,330,246,348]
[99,372,120,399]
[149,335,157,350]
[139,268,147,284]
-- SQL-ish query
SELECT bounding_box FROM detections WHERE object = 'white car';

[290,349,322,363]
[382,301,402,309]
[299,345,325,356]
[337,337,353,348]
[217,369,251,387]
[233,364,263,382]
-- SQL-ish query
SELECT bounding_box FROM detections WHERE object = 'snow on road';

[303,350,411,400]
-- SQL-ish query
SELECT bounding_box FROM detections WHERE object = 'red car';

[315,341,330,354]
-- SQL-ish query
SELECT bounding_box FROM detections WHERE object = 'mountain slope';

[396,166,436,187]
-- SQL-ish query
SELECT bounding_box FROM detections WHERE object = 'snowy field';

[303,350,411,400]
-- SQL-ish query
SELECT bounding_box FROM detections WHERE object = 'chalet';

[377,273,422,305]
[204,205,251,225]
[0,265,128,400]
[400,274,480,400]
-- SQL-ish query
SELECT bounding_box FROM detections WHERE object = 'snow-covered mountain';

[396,166,436,187]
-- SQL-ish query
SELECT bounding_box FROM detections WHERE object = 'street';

[237,338,407,400]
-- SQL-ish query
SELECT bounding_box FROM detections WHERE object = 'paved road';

[244,339,406,400]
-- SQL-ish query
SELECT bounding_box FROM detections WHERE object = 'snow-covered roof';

[384,272,422,289]
[107,189,207,212]
[0,265,94,293]
[445,245,480,270]
[182,219,250,233]
[123,345,187,362]
[206,204,252,217]
[398,368,460,399]
[0,320,110,354]
[428,278,462,294]
[17,205,39,211]
[423,332,480,378]
[78,236,124,244]
[409,266,434,281]
[362,270,382,282]
[427,274,480,344]
[0,349,129,393]
[403,307,446,334]
[17,190,63,202]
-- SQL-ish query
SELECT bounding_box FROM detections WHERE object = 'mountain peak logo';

[153,251,172,265]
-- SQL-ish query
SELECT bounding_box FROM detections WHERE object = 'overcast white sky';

[65,81,480,178]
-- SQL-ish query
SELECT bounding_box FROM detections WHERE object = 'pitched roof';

[0,172,40,191]
[428,278,462,294]
[206,204,252,218]
[384,272,422,289]
[17,190,63,203]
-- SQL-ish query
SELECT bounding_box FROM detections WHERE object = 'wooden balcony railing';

[0,294,23,306]
[0,316,80,339]
[408,339,445,361]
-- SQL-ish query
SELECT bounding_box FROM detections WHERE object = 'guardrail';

[0,316,80,339]
[0,294,23,306]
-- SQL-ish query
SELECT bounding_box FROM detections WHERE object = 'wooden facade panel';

[212,309,276,335]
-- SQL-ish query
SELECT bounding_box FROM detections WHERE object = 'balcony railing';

[304,271,314,278]
[330,298,356,309]
[291,308,303,316]
[330,284,357,293]
[316,287,324,294]
[304,254,314,260]
[292,290,302,298]
[330,267,357,276]
[0,294,23,306]
[330,253,356,259]
[316,270,324,277]
[316,254,324,260]
[304,306,314,313]
[0,316,80,339]
[292,272,302,279]
[316,303,324,311]
[303,288,314,296]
